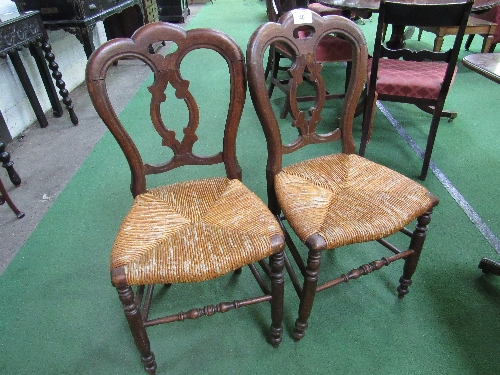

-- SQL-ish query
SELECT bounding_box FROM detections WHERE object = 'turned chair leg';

[269,250,285,347]
[398,209,433,298]
[293,249,322,341]
[116,286,157,375]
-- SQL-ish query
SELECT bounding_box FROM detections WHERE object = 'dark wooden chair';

[465,5,500,52]
[0,140,24,219]
[86,22,286,374]
[265,0,353,118]
[247,9,439,342]
[360,0,474,180]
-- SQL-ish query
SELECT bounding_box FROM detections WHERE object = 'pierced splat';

[287,52,326,137]
[146,67,219,175]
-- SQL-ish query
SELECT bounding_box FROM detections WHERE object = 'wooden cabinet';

[157,0,189,23]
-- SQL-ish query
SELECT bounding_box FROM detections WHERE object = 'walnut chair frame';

[86,22,286,374]
[247,10,439,341]
[360,0,474,180]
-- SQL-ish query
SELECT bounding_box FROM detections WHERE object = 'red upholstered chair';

[360,0,474,180]
[265,0,353,118]
[247,9,439,342]
[86,22,286,374]
[465,5,500,52]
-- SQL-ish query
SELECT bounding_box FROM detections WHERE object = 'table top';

[0,11,45,57]
[462,53,500,84]
[318,0,500,12]
[0,10,38,24]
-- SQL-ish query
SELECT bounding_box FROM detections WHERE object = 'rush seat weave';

[111,178,284,285]
[275,154,435,250]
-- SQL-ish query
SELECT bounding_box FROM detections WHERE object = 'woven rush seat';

[369,59,457,99]
[275,154,435,250]
[111,178,284,286]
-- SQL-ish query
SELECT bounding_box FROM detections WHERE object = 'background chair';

[247,9,439,342]
[265,0,353,118]
[417,13,497,53]
[464,5,500,52]
[360,0,474,180]
[86,22,285,374]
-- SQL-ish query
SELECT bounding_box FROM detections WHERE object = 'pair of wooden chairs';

[86,7,439,374]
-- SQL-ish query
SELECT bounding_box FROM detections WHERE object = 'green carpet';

[1,1,499,374]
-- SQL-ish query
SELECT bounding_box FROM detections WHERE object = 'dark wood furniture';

[0,140,24,218]
[417,15,497,53]
[318,0,500,49]
[156,0,189,22]
[360,0,473,180]
[0,10,78,134]
[465,5,500,52]
[461,52,500,276]
[462,51,500,83]
[247,9,439,342]
[86,22,286,374]
[13,0,146,58]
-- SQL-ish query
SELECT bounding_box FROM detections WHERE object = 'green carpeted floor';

[1,1,499,374]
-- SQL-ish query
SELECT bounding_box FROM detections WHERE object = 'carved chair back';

[86,22,246,198]
[247,9,368,213]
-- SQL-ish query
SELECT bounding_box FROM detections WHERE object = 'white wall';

[0,0,107,139]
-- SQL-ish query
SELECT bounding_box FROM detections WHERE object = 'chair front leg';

[269,250,285,347]
[293,249,322,341]
[116,286,157,374]
[398,209,433,298]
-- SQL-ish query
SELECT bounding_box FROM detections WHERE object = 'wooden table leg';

[40,41,79,126]
[0,177,24,218]
[0,140,21,186]
[29,43,64,118]
[386,25,406,49]
[8,51,49,128]
[0,140,23,219]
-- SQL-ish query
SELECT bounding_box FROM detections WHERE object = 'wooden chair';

[247,9,439,342]
[417,14,497,53]
[360,0,474,180]
[464,5,500,52]
[265,0,353,118]
[86,22,286,374]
